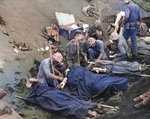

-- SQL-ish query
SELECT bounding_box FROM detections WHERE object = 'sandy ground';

[0,0,150,119]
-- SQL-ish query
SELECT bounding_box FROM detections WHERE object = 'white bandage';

[65,69,70,76]
[109,39,113,44]
[103,68,107,72]
[109,55,114,58]
[120,11,125,17]
[96,69,99,73]
[60,82,65,89]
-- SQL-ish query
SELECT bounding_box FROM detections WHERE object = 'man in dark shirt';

[67,30,88,68]
[88,20,102,40]
[123,0,141,57]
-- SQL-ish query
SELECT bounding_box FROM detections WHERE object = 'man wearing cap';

[87,37,108,62]
[88,20,102,40]
[26,53,67,89]
[67,30,88,68]
[123,0,141,57]
[105,32,128,61]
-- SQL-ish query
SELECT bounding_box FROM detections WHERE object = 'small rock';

[14,48,19,54]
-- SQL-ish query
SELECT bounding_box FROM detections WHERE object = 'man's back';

[126,3,141,23]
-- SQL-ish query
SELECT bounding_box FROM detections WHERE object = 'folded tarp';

[67,66,128,101]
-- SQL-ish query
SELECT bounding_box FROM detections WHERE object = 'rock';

[0,99,22,119]
[0,89,7,99]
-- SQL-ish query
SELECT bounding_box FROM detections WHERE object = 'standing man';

[123,0,141,57]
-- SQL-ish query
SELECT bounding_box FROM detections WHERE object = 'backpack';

[138,22,148,37]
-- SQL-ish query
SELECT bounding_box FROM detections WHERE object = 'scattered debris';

[55,11,88,39]
[102,15,116,23]
[87,0,92,2]
[2,30,9,36]
[13,41,30,51]
[38,48,45,51]
[0,68,3,73]
[0,16,5,25]
[82,5,99,18]
[13,48,19,54]
[142,16,150,27]
[45,46,49,51]
[102,104,119,111]
[40,48,45,51]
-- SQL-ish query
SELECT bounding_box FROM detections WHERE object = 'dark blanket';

[67,66,128,101]
[27,82,97,119]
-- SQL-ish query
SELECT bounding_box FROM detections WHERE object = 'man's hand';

[58,72,64,77]
[105,41,111,46]
[84,56,88,62]
[57,77,64,81]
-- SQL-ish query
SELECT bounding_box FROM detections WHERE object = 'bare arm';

[54,67,64,77]
[123,7,130,24]
[92,67,107,73]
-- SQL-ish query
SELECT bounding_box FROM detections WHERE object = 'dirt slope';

[0,0,150,119]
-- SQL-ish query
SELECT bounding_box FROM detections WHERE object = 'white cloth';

[120,11,125,17]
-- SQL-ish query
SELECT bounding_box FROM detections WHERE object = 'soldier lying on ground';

[26,77,103,118]
[26,61,103,118]
[87,59,148,75]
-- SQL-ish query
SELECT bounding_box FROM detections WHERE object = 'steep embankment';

[0,0,150,119]
[133,0,150,12]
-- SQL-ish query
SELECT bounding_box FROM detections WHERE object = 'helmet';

[75,29,82,35]
[53,52,63,64]
[94,20,101,28]
[124,0,131,4]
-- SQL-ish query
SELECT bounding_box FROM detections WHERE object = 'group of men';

[67,0,141,69]
[24,0,150,118]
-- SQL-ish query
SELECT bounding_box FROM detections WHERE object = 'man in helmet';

[87,20,103,40]
[123,0,141,57]
[87,37,108,62]
[67,30,88,68]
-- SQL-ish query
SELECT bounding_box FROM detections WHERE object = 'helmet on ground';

[124,0,131,4]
